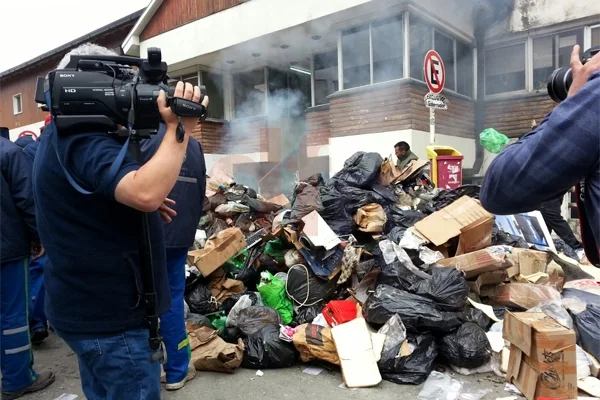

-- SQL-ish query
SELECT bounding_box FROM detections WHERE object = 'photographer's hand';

[158,82,209,135]
[568,45,600,97]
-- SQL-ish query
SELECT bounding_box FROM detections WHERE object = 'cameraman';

[32,44,208,399]
[481,45,600,263]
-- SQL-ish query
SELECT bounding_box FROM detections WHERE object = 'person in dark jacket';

[1,137,55,399]
[142,124,206,390]
[14,133,49,343]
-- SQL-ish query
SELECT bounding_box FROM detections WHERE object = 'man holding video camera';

[33,44,209,399]
[481,45,600,264]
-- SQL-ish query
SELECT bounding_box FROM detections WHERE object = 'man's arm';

[480,72,600,215]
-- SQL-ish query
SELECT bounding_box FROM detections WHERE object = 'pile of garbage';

[182,152,600,400]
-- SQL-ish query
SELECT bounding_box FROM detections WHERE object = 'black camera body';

[547,45,600,103]
[35,47,206,136]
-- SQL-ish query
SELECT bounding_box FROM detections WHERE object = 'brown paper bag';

[377,159,403,186]
[189,327,244,373]
[354,203,387,233]
[208,268,245,303]
[293,324,340,365]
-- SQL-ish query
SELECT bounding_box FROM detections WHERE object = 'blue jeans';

[1,258,37,392]
[58,329,160,400]
[29,254,47,331]
[162,248,191,384]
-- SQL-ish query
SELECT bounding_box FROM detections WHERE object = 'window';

[201,71,224,120]
[593,26,600,47]
[456,41,474,97]
[342,24,371,89]
[372,15,403,83]
[485,43,526,95]
[233,69,265,119]
[314,50,338,105]
[434,31,455,91]
[13,94,22,115]
[533,29,584,91]
[410,16,433,81]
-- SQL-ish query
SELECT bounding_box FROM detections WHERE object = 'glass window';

[533,29,584,91]
[434,31,455,91]
[13,94,22,114]
[485,43,526,95]
[557,29,583,68]
[314,50,338,105]
[410,16,433,81]
[182,73,199,87]
[372,16,403,83]
[342,24,370,89]
[593,27,600,47]
[456,40,473,97]
[201,71,224,120]
[233,69,266,119]
[288,66,311,115]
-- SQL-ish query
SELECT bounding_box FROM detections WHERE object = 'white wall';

[511,0,600,32]
[8,120,44,142]
[204,152,268,177]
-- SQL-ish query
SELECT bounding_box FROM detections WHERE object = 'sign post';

[423,50,446,145]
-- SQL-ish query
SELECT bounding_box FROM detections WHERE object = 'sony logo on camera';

[59,74,75,78]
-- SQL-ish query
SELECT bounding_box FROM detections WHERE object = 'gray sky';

[0,0,150,72]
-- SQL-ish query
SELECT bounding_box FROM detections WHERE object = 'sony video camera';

[547,45,600,103]
[35,47,207,137]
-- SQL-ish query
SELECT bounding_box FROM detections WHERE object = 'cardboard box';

[503,312,577,400]
[456,218,494,256]
[267,194,290,207]
[494,283,561,310]
[437,245,511,279]
[414,196,493,246]
[188,228,246,277]
[468,270,508,295]
[508,248,550,277]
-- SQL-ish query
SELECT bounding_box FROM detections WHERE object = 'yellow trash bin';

[426,146,463,189]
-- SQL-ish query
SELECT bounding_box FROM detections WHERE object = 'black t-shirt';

[33,124,170,337]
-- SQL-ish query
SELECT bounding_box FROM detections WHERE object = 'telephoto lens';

[547,46,600,103]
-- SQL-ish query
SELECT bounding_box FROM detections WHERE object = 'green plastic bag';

[264,239,288,264]
[257,271,293,324]
[480,128,510,154]
[210,313,227,333]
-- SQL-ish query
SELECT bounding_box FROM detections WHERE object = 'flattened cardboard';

[397,159,430,183]
[504,312,577,400]
[188,228,246,277]
[415,196,493,246]
[331,318,381,388]
[437,245,511,279]
[267,194,291,207]
[494,284,561,310]
[301,211,341,251]
[456,218,494,256]
[468,270,508,295]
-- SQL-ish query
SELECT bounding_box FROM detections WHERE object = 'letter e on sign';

[424,50,445,94]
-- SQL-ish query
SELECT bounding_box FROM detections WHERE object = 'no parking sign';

[424,50,446,94]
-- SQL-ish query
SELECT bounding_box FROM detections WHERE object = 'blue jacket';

[15,135,39,163]
[1,137,39,264]
[142,125,207,248]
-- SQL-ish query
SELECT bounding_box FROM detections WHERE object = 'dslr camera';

[35,47,206,137]
[547,45,600,103]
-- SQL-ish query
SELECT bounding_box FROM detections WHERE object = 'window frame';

[311,46,340,107]
[484,40,529,98]
[168,70,228,121]
[13,93,23,115]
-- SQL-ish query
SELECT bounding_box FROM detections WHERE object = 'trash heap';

[182,152,600,400]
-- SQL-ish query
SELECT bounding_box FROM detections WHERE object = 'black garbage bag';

[378,334,438,385]
[386,226,407,244]
[376,259,420,292]
[288,183,319,222]
[385,207,427,232]
[220,326,243,344]
[356,259,378,280]
[363,285,465,333]
[243,195,282,214]
[291,304,323,327]
[332,152,383,188]
[430,185,480,211]
[464,308,492,330]
[553,237,579,260]
[242,324,297,369]
[220,292,261,315]
[185,284,218,315]
[236,306,282,336]
[440,323,492,369]
[491,225,529,248]
[207,193,228,211]
[286,265,337,306]
[573,304,600,362]
[408,267,469,311]
[186,313,212,328]
[317,183,354,236]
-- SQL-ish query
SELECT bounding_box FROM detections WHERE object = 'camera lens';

[547,67,572,103]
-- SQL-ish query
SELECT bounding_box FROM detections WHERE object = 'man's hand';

[158,198,177,223]
[157,81,209,136]
[31,243,45,261]
[568,45,600,97]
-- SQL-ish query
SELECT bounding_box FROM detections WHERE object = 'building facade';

[0,10,142,141]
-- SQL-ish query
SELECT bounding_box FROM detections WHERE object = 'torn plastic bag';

[386,226,407,244]
[331,152,383,188]
[364,285,465,333]
[242,324,298,369]
[479,128,510,154]
[491,225,529,248]
[286,264,336,307]
[185,284,219,315]
[378,240,430,280]
[226,294,254,328]
[440,322,492,369]
[236,306,282,336]
[417,371,463,400]
[291,304,323,327]
[242,195,282,214]
[287,183,319,222]
[257,271,294,324]
[408,267,469,311]
[527,300,573,330]
[573,303,600,362]
[378,334,438,385]
[377,314,407,354]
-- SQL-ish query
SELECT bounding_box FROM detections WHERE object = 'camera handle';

[129,131,167,365]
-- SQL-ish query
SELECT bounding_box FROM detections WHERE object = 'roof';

[0,9,144,79]
[122,0,165,55]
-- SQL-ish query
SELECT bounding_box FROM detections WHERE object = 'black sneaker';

[2,371,55,400]
[30,328,49,344]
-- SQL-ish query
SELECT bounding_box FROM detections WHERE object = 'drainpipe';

[465,0,514,178]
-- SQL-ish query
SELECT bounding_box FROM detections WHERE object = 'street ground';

[22,332,510,400]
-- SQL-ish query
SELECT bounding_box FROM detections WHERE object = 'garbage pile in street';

[181,152,600,400]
